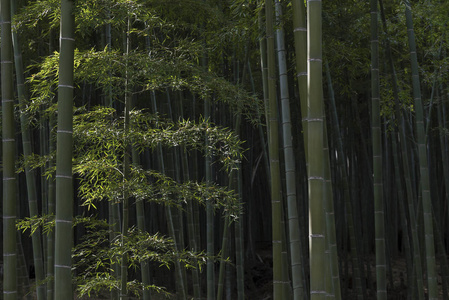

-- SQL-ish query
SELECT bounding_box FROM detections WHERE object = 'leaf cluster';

[72,219,206,298]
[72,107,243,171]
[26,48,262,123]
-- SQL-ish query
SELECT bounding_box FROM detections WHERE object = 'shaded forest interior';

[1,0,449,299]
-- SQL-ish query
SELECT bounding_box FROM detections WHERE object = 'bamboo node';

[58,84,74,89]
[55,264,72,269]
[294,27,307,32]
[309,234,324,238]
[56,174,72,179]
[56,130,73,134]
[60,37,75,41]
[308,118,323,122]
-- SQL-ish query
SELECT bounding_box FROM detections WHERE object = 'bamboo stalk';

[404,2,438,298]
[370,0,387,297]
[11,1,46,298]
[275,1,306,298]
[54,0,75,298]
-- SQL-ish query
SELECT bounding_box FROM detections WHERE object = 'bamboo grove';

[1,0,449,299]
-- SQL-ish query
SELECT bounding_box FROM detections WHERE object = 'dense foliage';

[3,0,449,299]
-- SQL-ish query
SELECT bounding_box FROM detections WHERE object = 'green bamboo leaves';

[54,0,75,298]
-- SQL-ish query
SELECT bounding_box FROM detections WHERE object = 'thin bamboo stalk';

[378,1,424,297]
[326,62,363,299]
[11,1,46,297]
[178,91,201,300]
[275,1,305,298]
[150,91,187,300]
[370,0,387,297]
[120,17,131,300]
[46,115,56,300]
[264,0,284,298]
[323,121,342,300]
[404,2,438,298]
[106,14,121,300]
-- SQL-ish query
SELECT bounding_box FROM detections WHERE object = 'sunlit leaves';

[72,106,242,215]
[26,48,261,122]
[73,221,205,298]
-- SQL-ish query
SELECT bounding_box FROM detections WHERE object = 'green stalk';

[323,122,341,300]
[180,144,201,299]
[46,115,56,300]
[378,1,424,297]
[2,0,17,297]
[307,1,326,299]
[291,0,308,151]
[370,0,387,298]
[132,150,151,300]
[264,0,284,298]
[258,7,270,132]
[54,0,75,298]
[45,28,57,300]
[404,2,438,298]
[391,133,415,299]
[178,92,201,300]
[291,2,309,273]
[120,17,131,300]
[16,230,31,300]
[165,90,188,300]
[217,217,230,300]
[11,2,46,298]
[326,62,363,299]
[150,91,187,300]
[275,1,305,298]
[203,58,215,300]
[234,167,245,300]
[107,16,121,300]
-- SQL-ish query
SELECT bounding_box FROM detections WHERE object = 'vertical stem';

[11,2,46,298]
[404,2,438,298]
[120,17,131,300]
[47,115,56,300]
[291,0,308,152]
[178,91,201,300]
[265,0,284,298]
[307,1,326,299]
[323,122,342,300]
[2,0,17,297]
[370,0,387,298]
[54,0,75,298]
[202,48,215,300]
[275,1,305,299]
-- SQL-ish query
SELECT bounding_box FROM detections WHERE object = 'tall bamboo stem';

[54,0,75,298]
[370,0,387,298]
[2,0,17,297]
[404,2,438,298]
